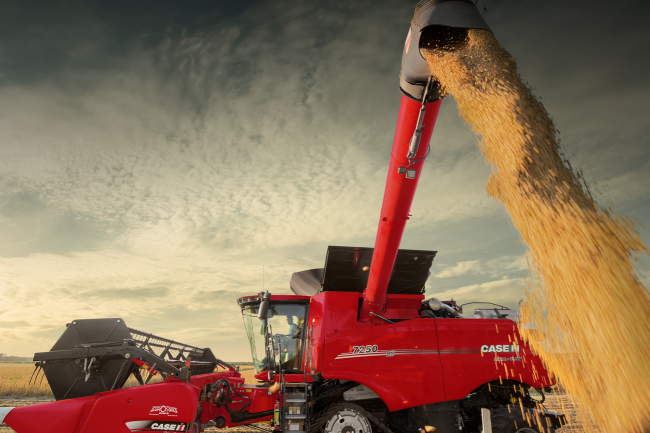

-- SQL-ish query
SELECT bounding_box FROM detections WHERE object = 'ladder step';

[285,414,306,419]
[285,398,307,402]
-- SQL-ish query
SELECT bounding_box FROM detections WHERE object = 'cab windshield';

[242,303,308,374]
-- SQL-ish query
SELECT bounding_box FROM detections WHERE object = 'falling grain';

[422,29,650,433]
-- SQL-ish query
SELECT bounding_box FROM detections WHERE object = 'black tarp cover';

[289,246,437,296]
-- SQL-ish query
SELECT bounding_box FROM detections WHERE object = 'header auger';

[1,2,565,433]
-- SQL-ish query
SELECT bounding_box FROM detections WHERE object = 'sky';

[0,0,648,361]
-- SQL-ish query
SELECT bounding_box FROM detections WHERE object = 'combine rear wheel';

[321,403,372,433]
[487,407,556,433]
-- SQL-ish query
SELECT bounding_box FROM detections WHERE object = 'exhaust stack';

[359,0,491,324]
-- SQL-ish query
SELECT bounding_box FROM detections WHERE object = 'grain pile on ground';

[422,29,650,432]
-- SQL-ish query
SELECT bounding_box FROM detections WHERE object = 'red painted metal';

[304,291,551,412]
[253,371,315,383]
[359,95,442,323]
[3,371,279,433]
[5,380,200,433]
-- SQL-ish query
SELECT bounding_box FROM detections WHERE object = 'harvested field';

[239,367,259,384]
[0,365,51,397]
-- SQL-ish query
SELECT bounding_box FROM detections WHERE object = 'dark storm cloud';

[0,0,246,86]
[0,0,410,118]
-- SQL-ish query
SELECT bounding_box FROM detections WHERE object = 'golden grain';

[0,366,51,397]
[422,29,650,432]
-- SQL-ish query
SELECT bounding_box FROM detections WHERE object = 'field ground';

[0,365,595,432]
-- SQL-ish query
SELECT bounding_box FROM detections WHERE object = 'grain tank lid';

[322,246,437,295]
[289,268,324,296]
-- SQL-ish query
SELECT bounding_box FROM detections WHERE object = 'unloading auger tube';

[359,0,492,323]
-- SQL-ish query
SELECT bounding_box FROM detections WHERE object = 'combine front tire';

[487,407,556,433]
[322,403,372,433]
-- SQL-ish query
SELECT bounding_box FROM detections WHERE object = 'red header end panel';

[81,381,199,433]
[320,319,445,412]
[5,381,199,433]
[5,395,100,433]
[436,319,553,401]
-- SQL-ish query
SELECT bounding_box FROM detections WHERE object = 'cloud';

[432,255,527,279]
[0,190,116,257]
[0,0,647,360]
[75,287,170,300]
[434,260,480,278]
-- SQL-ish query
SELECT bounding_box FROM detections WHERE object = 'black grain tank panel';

[322,246,436,294]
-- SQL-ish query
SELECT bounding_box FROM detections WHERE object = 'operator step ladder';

[274,322,314,432]
[279,381,311,432]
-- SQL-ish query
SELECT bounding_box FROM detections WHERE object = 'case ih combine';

[1,1,566,432]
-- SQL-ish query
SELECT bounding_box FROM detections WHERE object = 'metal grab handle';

[407,77,435,163]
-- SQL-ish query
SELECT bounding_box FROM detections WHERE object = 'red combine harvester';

[0,1,565,432]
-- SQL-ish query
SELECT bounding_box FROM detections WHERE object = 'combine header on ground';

[1,1,565,432]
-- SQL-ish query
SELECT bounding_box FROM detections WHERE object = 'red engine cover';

[314,306,551,412]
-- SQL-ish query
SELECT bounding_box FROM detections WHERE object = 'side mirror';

[257,291,271,320]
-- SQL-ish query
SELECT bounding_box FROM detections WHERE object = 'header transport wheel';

[323,404,372,433]
[486,407,556,433]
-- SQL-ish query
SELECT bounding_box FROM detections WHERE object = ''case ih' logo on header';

[149,406,178,417]
[125,420,186,432]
